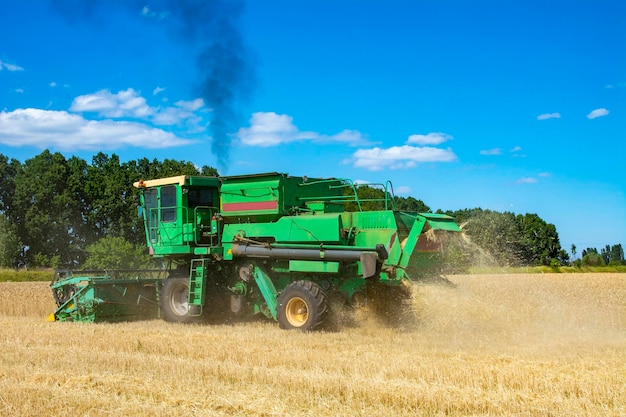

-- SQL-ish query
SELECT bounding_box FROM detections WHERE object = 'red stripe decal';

[222,201,278,212]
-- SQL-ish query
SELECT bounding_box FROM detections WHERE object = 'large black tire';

[160,277,199,323]
[277,280,328,331]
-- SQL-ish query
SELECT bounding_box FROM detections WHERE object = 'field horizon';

[1,273,624,416]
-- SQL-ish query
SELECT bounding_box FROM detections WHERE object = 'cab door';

[158,185,183,247]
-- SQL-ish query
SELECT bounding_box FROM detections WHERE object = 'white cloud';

[394,185,412,195]
[152,107,184,125]
[318,129,369,145]
[70,88,205,127]
[49,82,57,88]
[153,108,201,127]
[537,112,561,120]
[71,88,153,118]
[346,131,457,171]
[515,177,538,184]
[237,112,371,147]
[351,145,457,171]
[238,112,300,146]
[480,146,523,157]
[140,5,169,20]
[153,86,166,95]
[239,115,456,171]
[175,98,204,111]
[0,108,195,151]
[586,108,609,119]
[14,88,24,93]
[509,146,526,158]
[152,98,206,126]
[0,60,24,71]
[406,132,452,145]
[514,172,549,185]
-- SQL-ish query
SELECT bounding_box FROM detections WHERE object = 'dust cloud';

[408,273,626,353]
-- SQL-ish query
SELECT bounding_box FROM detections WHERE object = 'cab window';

[161,186,177,222]
[188,188,214,208]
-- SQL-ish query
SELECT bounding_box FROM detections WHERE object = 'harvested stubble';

[0,273,624,416]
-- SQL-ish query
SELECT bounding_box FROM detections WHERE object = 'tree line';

[575,245,625,267]
[0,150,623,269]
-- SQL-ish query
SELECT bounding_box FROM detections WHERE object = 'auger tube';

[230,243,388,262]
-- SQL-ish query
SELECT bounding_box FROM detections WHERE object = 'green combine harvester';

[50,172,460,330]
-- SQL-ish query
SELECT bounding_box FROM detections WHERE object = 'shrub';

[83,236,153,270]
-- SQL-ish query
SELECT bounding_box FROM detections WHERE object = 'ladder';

[188,259,209,313]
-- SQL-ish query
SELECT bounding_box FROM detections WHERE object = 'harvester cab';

[133,175,223,258]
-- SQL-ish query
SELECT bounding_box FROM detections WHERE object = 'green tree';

[0,155,21,267]
[157,158,201,178]
[82,236,153,269]
[84,153,137,243]
[200,165,219,176]
[458,209,525,266]
[516,213,567,265]
[601,245,611,265]
[581,247,597,257]
[344,184,394,212]
[13,151,86,267]
[0,154,20,218]
[394,196,431,212]
[0,214,22,268]
[611,244,625,265]
[447,209,568,267]
[582,251,605,266]
[65,155,92,259]
[602,244,625,265]
[124,157,196,184]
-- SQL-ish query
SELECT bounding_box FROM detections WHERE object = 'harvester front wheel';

[161,277,198,324]
[277,280,328,331]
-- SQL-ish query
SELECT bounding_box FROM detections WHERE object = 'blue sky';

[0,0,624,253]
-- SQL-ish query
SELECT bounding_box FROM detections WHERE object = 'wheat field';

[0,273,624,416]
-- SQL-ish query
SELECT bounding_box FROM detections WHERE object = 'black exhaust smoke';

[50,0,256,171]
[167,0,256,169]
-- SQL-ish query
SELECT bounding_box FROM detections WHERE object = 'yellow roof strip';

[133,175,188,188]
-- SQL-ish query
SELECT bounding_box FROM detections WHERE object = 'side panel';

[353,211,398,249]
[289,260,340,273]
[221,214,343,247]
[220,173,347,222]
[220,177,281,221]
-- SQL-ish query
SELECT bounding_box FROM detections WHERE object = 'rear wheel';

[161,277,199,323]
[277,280,328,331]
